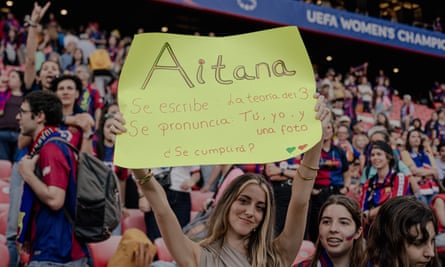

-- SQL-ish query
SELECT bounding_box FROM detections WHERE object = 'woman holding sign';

[112,94,330,267]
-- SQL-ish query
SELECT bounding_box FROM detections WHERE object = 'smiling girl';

[299,195,365,267]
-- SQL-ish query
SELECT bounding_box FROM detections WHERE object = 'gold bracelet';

[296,168,315,181]
[137,170,153,185]
[300,162,319,171]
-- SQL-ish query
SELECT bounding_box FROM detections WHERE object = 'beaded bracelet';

[300,162,319,171]
[137,170,153,185]
[296,168,315,181]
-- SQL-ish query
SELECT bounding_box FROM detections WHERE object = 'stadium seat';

[190,191,214,220]
[0,160,12,180]
[154,237,173,262]
[87,235,122,267]
[291,240,316,266]
[0,240,9,267]
[121,209,146,234]
[0,181,9,204]
[0,203,8,235]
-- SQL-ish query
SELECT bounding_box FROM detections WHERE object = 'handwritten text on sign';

[114,26,321,168]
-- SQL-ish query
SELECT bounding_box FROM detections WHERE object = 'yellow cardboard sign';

[114,26,320,168]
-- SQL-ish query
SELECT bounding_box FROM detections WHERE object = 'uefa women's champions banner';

[114,26,321,168]
[156,0,445,59]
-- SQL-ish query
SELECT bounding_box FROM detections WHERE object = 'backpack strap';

[45,137,78,227]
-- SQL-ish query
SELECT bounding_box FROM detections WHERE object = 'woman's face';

[408,131,422,148]
[323,123,334,141]
[319,204,361,258]
[8,71,22,90]
[377,113,386,124]
[39,61,61,90]
[228,183,265,238]
[103,118,115,144]
[55,79,79,108]
[370,148,389,170]
[107,104,120,114]
[355,135,369,149]
[404,221,435,267]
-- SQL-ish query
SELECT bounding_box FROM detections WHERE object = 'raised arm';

[24,2,50,89]
[274,94,330,266]
[132,168,201,266]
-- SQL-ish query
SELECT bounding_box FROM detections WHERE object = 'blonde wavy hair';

[200,173,283,267]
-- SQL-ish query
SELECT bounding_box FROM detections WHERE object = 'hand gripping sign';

[114,26,321,168]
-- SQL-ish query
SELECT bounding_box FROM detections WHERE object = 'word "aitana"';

[141,42,297,89]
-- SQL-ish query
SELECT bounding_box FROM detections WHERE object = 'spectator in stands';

[400,94,415,131]
[66,47,87,74]
[16,90,89,266]
[332,73,345,101]
[360,141,412,236]
[338,115,353,136]
[3,69,27,267]
[435,142,445,183]
[334,124,360,165]
[74,65,103,129]
[0,69,25,162]
[307,119,350,243]
[433,108,445,143]
[362,196,438,266]
[114,95,330,267]
[60,36,78,71]
[1,27,22,67]
[360,126,411,184]
[352,132,368,169]
[357,76,373,113]
[411,118,424,133]
[425,110,439,139]
[264,156,299,236]
[319,68,335,102]
[433,17,443,33]
[374,111,393,133]
[430,81,445,104]
[342,89,358,126]
[106,32,121,74]
[298,195,365,267]
[401,129,439,205]
[49,74,94,154]
[352,119,367,136]
[372,86,392,120]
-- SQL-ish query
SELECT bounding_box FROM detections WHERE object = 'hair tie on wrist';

[300,162,319,171]
[296,168,315,181]
[137,170,153,185]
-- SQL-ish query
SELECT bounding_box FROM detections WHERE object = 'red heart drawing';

[298,144,308,151]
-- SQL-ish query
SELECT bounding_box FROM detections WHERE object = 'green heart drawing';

[286,147,296,154]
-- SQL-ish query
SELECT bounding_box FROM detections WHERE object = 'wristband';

[296,168,315,181]
[137,170,153,185]
[83,132,94,140]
